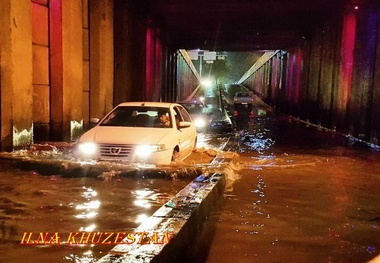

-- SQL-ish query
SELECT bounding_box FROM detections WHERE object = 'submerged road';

[0,89,379,262]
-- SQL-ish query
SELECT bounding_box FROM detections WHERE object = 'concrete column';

[50,0,84,142]
[114,0,147,103]
[49,0,83,141]
[32,1,50,142]
[82,0,90,130]
[371,0,380,144]
[0,0,33,150]
[89,0,114,118]
[50,0,64,141]
[62,0,84,141]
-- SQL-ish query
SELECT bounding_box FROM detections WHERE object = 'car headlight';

[78,142,98,155]
[194,117,207,128]
[135,144,166,157]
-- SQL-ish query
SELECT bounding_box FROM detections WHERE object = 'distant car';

[75,102,197,165]
[208,108,233,133]
[177,100,210,131]
[233,91,254,104]
[177,100,233,133]
[233,103,254,121]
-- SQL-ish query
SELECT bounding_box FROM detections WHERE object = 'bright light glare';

[75,211,98,219]
[201,79,212,87]
[135,190,153,197]
[134,199,152,208]
[194,118,207,128]
[79,224,97,232]
[135,144,164,157]
[136,214,148,223]
[78,142,97,154]
[82,187,98,198]
[76,200,101,210]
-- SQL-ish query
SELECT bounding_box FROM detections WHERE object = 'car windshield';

[99,106,172,128]
[236,92,250,97]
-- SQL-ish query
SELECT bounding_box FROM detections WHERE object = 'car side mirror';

[90,118,100,124]
[178,121,191,129]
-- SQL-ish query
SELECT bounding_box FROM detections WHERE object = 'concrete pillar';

[371,0,380,144]
[50,0,84,141]
[113,0,147,104]
[49,0,64,141]
[89,0,114,118]
[82,0,90,130]
[62,0,84,141]
[0,0,33,150]
[32,1,50,142]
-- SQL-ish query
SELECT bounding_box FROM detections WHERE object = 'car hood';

[79,126,172,145]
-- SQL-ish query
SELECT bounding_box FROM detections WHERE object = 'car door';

[173,106,196,157]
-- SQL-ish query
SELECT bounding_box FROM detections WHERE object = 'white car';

[75,102,197,165]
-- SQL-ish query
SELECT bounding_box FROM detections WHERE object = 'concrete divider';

[97,172,226,263]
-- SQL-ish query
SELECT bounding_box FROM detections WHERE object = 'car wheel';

[172,148,180,162]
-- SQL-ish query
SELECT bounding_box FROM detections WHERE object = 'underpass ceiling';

[147,0,348,51]
[147,0,348,83]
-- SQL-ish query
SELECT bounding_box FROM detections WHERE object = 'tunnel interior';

[146,0,349,83]
[142,0,352,93]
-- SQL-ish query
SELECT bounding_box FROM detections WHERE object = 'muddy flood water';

[204,116,380,263]
[0,162,193,262]
[0,113,380,263]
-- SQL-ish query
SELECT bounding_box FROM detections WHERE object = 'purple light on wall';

[146,23,154,99]
[286,49,302,103]
[154,28,162,101]
[294,49,303,103]
[286,54,295,102]
[338,10,356,111]
[271,58,278,98]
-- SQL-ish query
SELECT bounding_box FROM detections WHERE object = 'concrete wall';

[242,0,380,146]
[89,0,114,122]
[113,0,146,104]
[0,0,181,149]
[0,0,88,147]
[37,0,85,142]
[0,0,144,148]
[113,0,180,104]
[0,0,34,150]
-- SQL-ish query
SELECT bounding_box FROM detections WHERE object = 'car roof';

[116,101,181,108]
[176,100,204,105]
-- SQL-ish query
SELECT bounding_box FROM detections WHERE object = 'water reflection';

[0,168,192,262]
[204,115,380,263]
[239,130,275,154]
